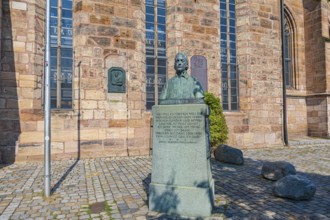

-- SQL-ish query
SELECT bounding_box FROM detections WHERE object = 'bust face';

[174,53,188,75]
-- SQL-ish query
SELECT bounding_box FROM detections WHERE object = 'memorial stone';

[149,52,214,217]
[149,104,214,217]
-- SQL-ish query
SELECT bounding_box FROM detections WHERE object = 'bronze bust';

[159,52,204,105]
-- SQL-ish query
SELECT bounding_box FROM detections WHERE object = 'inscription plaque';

[191,55,208,91]
[108,67,126,93]
[155,112,203,144]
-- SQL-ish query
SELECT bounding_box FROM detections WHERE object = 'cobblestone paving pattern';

[0,145,329,220]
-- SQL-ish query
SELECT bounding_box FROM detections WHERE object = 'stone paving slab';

[0,145,329,220]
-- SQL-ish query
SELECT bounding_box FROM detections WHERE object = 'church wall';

[6,0,151,161]
[284,0,309,138]
[304,1,330,138]
[0,0,45,162]
[70,0,150,158]
[166,0,221,96]
[284,0,306,91]
[232,0,284,148]
[287,97,308,138]
[306,96,328,137]
[2,0,330,161]
[305,3,326,93]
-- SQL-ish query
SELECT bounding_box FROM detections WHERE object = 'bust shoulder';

[191,76,202,86]
[167,74,179,83]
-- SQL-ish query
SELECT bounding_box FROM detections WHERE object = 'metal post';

[154,0,158,105]
[44,0,52,197]
[280,0,288,145]
[56,0,62,108]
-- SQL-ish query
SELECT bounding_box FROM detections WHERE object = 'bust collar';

[176,71,189,79]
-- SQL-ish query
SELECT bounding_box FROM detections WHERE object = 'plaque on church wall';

[191,55,208,91]
[108,67,126,93]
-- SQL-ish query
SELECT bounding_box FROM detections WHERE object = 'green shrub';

[204,92,228,149]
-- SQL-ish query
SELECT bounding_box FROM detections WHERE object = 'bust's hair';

[175,52,189,70]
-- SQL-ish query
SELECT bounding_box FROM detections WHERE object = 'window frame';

[283,7,297,89]
[49,0,74,110]
[220,0,239,112]
[146,0,167,110]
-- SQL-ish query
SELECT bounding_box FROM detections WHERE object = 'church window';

[220,0,238,111]
[146,0,167,110]
[50,0,73,109]
[284,9,296,88]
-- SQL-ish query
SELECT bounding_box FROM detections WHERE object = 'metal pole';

[154,0,158,105]
[280,0,288,145]
[44,0,52,197]
[56,0,62,109]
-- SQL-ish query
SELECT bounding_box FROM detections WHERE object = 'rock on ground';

[273,175,316,200]
[214,144,244,165]
[261,161,296,181]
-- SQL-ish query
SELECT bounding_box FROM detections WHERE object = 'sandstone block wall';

[166,0,221,96]
[307,96,328,137]
[1,0,45,162]
[2,0,330,161]
[2,0,152,161]
[283,0,330,139]
[233,0,283,148]
[287,97,308,137]
[305,3,325,93]
[285,0,308,138]
[71,0,150,158]
[304,1,330,138]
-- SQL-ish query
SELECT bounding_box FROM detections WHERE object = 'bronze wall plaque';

[108,67,126,93]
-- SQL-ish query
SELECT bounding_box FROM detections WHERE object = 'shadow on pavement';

[51,158,79,194]
[142,158,329,219]
[51,61,82,194]
[212,158,330,219]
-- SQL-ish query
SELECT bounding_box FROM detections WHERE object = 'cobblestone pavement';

[0,144,329,220]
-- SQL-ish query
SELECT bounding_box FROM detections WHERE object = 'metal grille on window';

[146,0,167,110]
[50,0,73,109]
[220,0,238,111]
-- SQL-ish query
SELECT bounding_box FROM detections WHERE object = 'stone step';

[289,138,330,146]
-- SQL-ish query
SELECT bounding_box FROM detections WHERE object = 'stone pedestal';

[149,104,214,217]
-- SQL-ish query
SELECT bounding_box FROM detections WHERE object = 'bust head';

[174,52,188,76]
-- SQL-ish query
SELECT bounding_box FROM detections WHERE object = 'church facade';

[1,0,330,162]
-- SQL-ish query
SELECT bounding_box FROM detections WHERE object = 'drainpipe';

[281,0,288,146]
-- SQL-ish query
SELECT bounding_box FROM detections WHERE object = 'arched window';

[284,8,296,88]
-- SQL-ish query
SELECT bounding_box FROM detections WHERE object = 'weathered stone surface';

[90,15,111,25]
[75,24,96,35]
[149,104,214,217]
[94,4,114,15]
[273,175,316,200]
[214,144,244,165]
[114,39,136,49]
[261,161,296,181]
[96,26,119,36]
[112,17,136,28]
